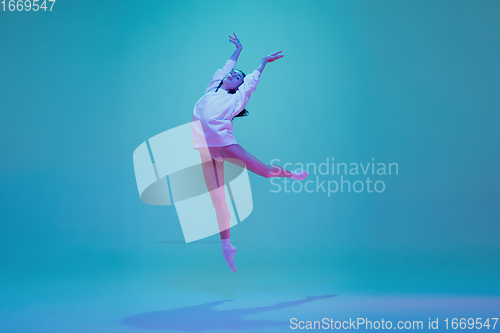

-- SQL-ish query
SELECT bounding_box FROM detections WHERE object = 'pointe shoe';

[290,170,309,180]
[223,245,237,272]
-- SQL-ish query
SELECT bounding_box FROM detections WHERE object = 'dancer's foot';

[222,245,237,272]
[290,170,309,180]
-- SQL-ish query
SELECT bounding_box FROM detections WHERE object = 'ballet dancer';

[191,33,309,272]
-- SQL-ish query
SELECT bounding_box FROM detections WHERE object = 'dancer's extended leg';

[219,144,305,179]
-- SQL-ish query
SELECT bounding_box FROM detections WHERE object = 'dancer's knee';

[210,192,228,208]
[263,165,276,178]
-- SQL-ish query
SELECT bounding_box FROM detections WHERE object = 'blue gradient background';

[1,0,499,332]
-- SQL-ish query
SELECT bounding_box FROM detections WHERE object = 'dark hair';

[215,69,249,118]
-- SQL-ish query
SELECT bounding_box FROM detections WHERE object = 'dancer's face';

[222,70,244,91]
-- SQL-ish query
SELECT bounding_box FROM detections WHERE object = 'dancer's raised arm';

[206,33,243,93]
[229,32,242,62]
[231,51,284,117]
[257,51,284,73]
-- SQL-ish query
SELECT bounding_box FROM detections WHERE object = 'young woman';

[191,33,309,272]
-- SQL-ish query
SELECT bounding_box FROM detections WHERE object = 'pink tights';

[198,144,293,239]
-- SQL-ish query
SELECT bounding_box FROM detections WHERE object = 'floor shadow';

[155,240,221,244]
[122,295,336,331]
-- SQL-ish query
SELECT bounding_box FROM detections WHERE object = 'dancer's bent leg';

[219,144,294,178]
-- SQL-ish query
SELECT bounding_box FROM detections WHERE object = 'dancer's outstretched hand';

[229,32,242,49]
[263,51,284,63]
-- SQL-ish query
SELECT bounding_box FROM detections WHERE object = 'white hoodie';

[191,59,261,148]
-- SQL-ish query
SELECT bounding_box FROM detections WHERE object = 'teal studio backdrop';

[1,0,499,332]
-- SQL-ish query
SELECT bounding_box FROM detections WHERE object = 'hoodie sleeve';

[232,70,261,117]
